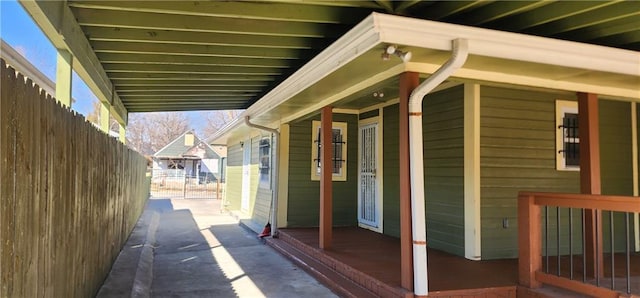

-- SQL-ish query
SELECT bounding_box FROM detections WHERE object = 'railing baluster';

[569,208,574,280]
[610,210,615,290]
[582,208,586,283]
[625,212,630,294]
[596,211,601,287]
[545,206,549,273]
[557,206,561,276]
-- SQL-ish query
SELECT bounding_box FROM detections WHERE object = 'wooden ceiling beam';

[128,105,245,112]
[117,86,264,93]
[487,1,619,31]
[124,97,253,103]
[91,41,305,59]
[114,81,270,87]
[67,0,369,24]
[526,2,640,36]
[123,93,257,99]
[447,1,549,26]
[108,73,276,81]
[103,64,283,76]
[417,1,488,20]
[72,7,347,38]
[554,16,640,43]
[84,27,323,49]
[97,53,292,68]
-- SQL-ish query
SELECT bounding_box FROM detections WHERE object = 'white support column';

[100,102,110,133]
[464,83,481,260]
[55,49,73,107]
[119,122,126,144]
[277,124,290,228]
[632,102,639,252]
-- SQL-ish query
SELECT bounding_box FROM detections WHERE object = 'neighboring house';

[153,131,223,181]
[211,13,639,297]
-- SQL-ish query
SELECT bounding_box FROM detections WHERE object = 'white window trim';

[311,121,348,181]
[555,100,579,171]
[258,136,271,189]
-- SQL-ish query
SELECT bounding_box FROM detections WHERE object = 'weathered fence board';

[0,59,149,297]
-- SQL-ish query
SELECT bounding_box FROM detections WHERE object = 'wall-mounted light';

[381,45,412,63]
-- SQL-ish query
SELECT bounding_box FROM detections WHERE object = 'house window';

[311,121,347,181]
[259,137,271,189]
[556,100,579,170]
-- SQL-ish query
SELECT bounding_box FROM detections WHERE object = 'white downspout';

[245,116,280,237]
[409,38,469,296]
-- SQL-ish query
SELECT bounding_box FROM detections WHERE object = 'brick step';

[266,237,377,298]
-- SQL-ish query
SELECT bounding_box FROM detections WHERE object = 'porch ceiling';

[19,1,640,114]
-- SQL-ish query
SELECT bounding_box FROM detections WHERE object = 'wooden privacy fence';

[0,59,149,297]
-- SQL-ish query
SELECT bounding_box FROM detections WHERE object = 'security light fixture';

[381,45,412,62]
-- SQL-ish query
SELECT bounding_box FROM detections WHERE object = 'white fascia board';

[246,14,382,118]
[374,13,639,77]
[19,0,128,124]
[210,13,384,144]
[210,12,640,144]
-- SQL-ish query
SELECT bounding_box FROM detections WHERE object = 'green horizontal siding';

[383,104,400,237]
[250,136,274,226]
[480,86,579,259]
[224,143,243,211]
[600,100,633,252]
[423,86,465,256]
[287,114,358,227]
[480,87,634,259]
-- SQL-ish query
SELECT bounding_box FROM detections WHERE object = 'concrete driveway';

[98,198,337,298]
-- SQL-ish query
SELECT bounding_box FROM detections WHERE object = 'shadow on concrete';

[207,224,338,297]
[151,208,237,297]
[146,198,174,213]
[100,198,336,298]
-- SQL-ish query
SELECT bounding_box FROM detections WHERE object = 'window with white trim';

[258,137,271,188]
[311,121,347,181]
[556,100,579,170]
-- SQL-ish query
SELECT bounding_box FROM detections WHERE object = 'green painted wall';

[423,86,465,256]
[480,86,580,259]
[382,104,401,238]
[225,143,243,211]
[480,87,634,259]
[251,135,274,227]
[599,100,633,252]
[381,86,465,258]
[286,113,359,227]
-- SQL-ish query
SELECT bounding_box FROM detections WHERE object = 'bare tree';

[86,100,120,133]
[125,112,191,155]
[201,110,243,137]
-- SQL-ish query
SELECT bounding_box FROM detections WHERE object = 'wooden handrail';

[518,191,640,295]
[519,191,640,213]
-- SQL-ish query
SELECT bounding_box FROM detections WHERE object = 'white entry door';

[241,141,251,212]
[358,121,381,232]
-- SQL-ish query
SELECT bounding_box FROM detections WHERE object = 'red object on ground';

[258,223,271,238]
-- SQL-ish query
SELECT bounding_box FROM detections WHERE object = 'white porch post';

[464,83,481,260]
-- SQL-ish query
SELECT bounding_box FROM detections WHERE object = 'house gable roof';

[154,131,220,159]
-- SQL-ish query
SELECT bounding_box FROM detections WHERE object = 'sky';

[0,0,208,134]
